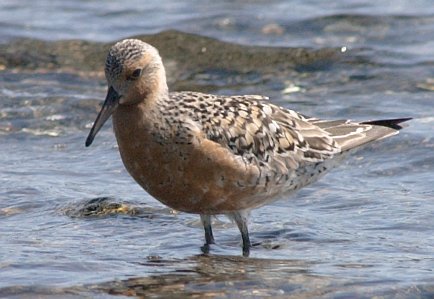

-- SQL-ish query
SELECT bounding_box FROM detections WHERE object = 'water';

[1,1,433,297]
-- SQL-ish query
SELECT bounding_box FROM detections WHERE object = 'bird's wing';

[307,118,409,151]
[172,92,341,172]
[170,92,408,173]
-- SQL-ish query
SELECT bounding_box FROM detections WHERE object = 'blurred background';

[1,1,433,298]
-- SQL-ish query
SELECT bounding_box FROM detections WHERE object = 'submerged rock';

[0,30,341,86]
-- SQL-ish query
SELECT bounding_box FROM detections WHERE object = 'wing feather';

[171,92,340,171]
[170,92,408,171]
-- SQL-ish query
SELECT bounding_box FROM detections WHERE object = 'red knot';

[85,39,411,256]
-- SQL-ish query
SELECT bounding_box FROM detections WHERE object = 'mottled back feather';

[167,92,342,171]
[165,92,409,170]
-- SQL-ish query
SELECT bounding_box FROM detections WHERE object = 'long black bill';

[85,86,121,147]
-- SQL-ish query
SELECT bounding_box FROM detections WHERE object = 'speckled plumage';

[86,39,410,256]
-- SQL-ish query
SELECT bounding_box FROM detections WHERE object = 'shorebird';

[85,39,410,256]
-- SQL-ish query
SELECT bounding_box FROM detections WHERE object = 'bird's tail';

[311,117,412,152]
[360,118,412,130]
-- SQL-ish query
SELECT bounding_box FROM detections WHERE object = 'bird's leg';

[200,214,215,245]
[232,211,251,257]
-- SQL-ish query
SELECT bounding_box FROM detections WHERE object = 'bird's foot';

[200,243,212,255]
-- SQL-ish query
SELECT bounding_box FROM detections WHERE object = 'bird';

[85,39,411,257]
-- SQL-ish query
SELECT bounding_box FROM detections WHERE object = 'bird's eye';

[129,68,142,80]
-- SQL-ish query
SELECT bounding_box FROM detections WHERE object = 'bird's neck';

[112,63,171,148]
[138,65,168,106]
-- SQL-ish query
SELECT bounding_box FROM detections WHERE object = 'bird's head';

[85,39,166,147]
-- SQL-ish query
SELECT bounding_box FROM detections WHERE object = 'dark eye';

[129,68,142,80]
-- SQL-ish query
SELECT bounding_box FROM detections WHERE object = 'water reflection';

[92,255,315,297]
[1,252,433,298]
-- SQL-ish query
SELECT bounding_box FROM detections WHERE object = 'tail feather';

[361,118,412,130]
[313,117,411,152]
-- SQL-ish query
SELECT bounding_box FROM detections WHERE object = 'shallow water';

[1,1,434,298]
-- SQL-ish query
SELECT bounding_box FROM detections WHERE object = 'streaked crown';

[105,39,158,80]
